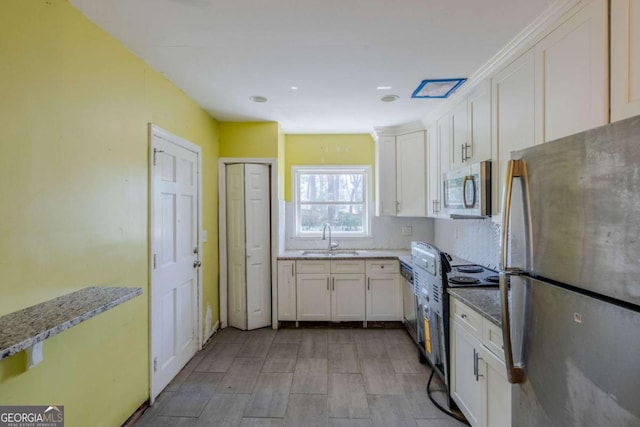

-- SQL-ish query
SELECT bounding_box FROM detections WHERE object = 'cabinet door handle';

[327,277,330,291]
[291,264,294,277]
[461,313,467,319]
[332,277,335,290]
[473,348,478,378]
[367,277,370,291]
[461,144,465,163]
[474,348,484,381]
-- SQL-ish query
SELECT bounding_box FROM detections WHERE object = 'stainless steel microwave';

[443,161,491,219]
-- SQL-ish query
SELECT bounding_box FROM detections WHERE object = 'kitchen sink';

[300,250,360,257]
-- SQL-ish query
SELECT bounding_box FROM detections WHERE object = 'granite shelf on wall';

[0,286,142,360]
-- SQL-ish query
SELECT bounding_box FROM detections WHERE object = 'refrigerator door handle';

[500,159,526,384]
[500,159,525,273]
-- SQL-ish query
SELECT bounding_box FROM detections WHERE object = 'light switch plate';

[201,230,208,243]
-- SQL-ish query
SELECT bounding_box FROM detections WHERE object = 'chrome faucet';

[322,223,339,251]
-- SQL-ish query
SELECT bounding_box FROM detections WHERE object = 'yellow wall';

[219,122,279,158]
[284,134,375,200]
[277,125,286,200]
[0,1,219,426]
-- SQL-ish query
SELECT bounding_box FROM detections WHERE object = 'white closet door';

[226,163,271,330]
[244,163,271,330]
[226,164,248,330]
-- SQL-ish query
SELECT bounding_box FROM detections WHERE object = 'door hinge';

[153,253,157,269]
[153,148,165,166]
[153,357,158,372]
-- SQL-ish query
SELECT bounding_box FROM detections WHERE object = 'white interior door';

[244,163,271,330]
[151,132,199,401]
[226,164,248,330]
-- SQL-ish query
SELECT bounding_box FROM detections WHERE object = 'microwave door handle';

[462,176,476,208]
[500,159,525,384]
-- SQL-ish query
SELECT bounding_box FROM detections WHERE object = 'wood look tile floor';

[135,327,467,427]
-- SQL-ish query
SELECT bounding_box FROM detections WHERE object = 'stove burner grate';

[457,266,484,274]
[485,275,500,283]
[449,275,481,285]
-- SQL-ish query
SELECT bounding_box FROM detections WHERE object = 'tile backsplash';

[282,202,434,251]
[434,218,501,269]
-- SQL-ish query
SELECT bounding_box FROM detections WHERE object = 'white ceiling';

[70,0,552,133]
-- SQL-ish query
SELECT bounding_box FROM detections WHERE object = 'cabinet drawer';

[482,319,504,362]
[452,298,483,340]
[365,259,399,274]
[331,260,365,274]
[296,260,331,274]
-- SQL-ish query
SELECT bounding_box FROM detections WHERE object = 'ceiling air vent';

[411,78,467,99]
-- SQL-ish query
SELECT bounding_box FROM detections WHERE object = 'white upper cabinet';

[534,0,608,144]
[611,0,640,122]
[450,98,469,170]
[438,112,451,188]
[450,80,492,171]
[426,122,440,218]
[375,136,397,216]
[427,115,451,218]
[396,131,427,217]
[491,50,536,219]
[467,79,492,163]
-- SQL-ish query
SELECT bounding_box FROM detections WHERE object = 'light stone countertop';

[0,286,142,359]
[448,287,502,327]
[278,249,410,260]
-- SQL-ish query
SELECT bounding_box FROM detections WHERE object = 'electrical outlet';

[401,226,412,236]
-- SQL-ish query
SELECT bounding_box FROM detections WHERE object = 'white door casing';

[149,125,201,403]
[244,163,271,330]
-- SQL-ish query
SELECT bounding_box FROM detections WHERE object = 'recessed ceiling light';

[377,86,392,90]
[290,86,299,90]
[250,95,268,103]
[380,94,399,102]
[412,78,467,98]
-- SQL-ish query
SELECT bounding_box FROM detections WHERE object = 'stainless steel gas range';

[411,241,497,407]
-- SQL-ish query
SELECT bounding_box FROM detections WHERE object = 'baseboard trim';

[121,400,150,427]
[202,320,220,348]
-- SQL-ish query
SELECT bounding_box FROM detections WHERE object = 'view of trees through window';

[296,169,367,234]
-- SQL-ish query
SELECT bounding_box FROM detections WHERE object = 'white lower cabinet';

[331,274,366,321]
[277,260,296,321]
[296,260,365,322]
[451,323,485,426]
[296,273,332,321]
[365,260,402,321]
[279,259,402,323]
[450,297,511,427]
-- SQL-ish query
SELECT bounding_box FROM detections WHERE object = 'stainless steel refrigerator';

[499,115,640,426]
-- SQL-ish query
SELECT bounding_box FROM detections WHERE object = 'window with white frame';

[293,166,371,237]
